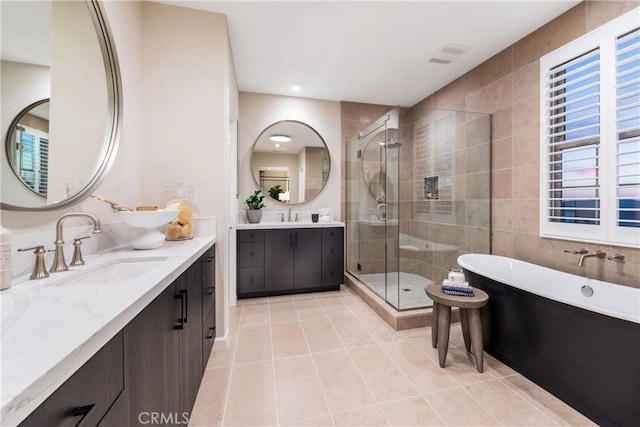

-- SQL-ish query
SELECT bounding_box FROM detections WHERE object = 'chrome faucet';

[50,213,102,273]
[578,250,606,267]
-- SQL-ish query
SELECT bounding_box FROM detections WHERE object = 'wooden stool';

[425,283,489,373]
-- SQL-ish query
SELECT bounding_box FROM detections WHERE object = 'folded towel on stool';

[443,280,471,288]
[442,284,474,293]
[443,289,475,297]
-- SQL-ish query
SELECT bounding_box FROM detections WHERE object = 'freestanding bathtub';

[458,254,639,427]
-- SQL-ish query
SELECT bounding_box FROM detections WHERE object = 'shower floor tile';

[358,272,434,310]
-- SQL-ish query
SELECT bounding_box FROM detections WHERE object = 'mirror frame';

[5,98,50,199]
[1,0,122,212]
[250,120,331,205]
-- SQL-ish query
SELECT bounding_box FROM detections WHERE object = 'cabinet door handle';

[180,289,188,323]
[70,403,95,423]
[175,293,185,330]
[207,327,215,339]
[206,286,214,295]
[203,256,214,263]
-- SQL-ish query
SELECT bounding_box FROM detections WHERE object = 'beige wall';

[412,0,639,288]
[238,92,341,217]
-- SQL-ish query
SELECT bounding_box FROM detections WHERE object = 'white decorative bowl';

[118,210,179,250]
[118,210,179,228]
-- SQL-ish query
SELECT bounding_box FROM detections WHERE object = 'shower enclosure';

[346,107,491,310]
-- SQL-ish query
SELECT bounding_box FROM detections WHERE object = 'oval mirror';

[251,121,330,204]
[1,0,121,211]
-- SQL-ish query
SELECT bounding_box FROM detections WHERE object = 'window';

[540,9,639,247]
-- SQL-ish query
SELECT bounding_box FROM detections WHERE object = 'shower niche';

[346,107,491,310]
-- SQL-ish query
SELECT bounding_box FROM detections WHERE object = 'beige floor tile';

[501,375,597,426]
[239,304,270,327]
[223,361,277,426]
[269,301,300,324]
[329,315,377,348]
[484,353,517,377]
[300,318,343,353]
[268,294,293,303]
[313,350,376,413]
[234,325,272,365]
[424,387,500,426]
[228,306,242,329]
[206,328,238,369]
[379,340,458,394]
[333,405,390,426]
[435,348,497,386]
[290,292,318,301]
[465,379,556,426]
[274,355,330,423]
[317,296,353,317]
[295,299,327,320]
[271,322,309,358]
[401,326,431,338]
[357,312,404,343]
[281,415,333,426]
[189,367,231,427]
[349,344,419,403]
[239,297,270,306]
[315,289,345,298]
[380,396,445,426]
[341,295,372,314]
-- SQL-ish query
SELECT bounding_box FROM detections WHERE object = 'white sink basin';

[50,257,167,286]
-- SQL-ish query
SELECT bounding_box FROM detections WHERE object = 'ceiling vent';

[429,44,470,64]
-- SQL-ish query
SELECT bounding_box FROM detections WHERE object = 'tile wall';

[342,1,640,289]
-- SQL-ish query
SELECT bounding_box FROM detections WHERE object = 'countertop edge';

[237,221,344,230]
[1,237,216,426]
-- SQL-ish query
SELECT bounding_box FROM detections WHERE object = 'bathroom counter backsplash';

[0,220,216,426]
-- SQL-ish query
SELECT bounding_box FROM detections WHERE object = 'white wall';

[238,92,341,218]
[140,1,238,335]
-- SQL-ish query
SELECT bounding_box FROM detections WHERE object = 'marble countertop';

[237,220,344,230]
[0,236,216,426]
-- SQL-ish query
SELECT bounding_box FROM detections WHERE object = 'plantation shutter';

[614,28,640,230]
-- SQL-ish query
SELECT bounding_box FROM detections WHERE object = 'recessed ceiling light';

[275,143,280,148]
[292,85,301,92]
[269,134,292,143]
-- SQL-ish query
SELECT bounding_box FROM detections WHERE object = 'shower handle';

[377,203,387,221]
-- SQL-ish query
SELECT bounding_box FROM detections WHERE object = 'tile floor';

[189,286,595,427]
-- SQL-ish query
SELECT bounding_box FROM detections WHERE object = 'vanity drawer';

[20,331,124,427]
[239,229,264,243]
[201,246,215,321]
[202,309,216,373]
[238,243,264,268]
[322,262,344,287]
[322,227,343,241]
[238,267,265,294]
[322,238,344,263]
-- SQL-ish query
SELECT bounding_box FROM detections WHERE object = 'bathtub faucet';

[577,250,606,267]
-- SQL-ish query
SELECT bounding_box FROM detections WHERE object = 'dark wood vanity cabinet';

[20,246,217,427]
[237,227,344,298]
[201,246,216,373]
[20,332,124,427]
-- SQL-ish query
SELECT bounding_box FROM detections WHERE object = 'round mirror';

[251,120,330,204]
[1,0,121,211]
